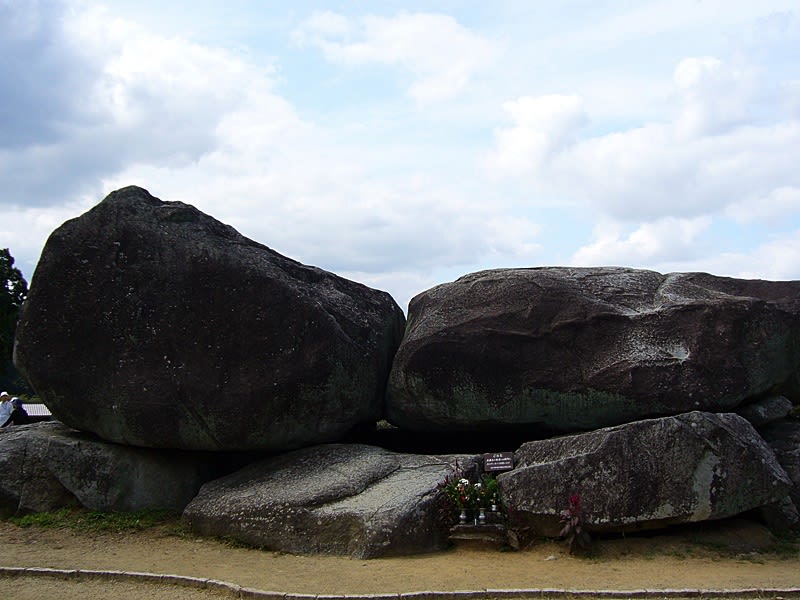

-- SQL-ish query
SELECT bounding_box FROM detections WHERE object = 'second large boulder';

[387,267,800,433]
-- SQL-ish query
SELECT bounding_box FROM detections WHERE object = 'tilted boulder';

[183,444,479,558]
[0,422,233,515]
[387,267,800,433]
[14,186,405,451]
[497,412,792,539]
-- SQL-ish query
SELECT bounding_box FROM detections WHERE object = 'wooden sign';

[483,452,514,472]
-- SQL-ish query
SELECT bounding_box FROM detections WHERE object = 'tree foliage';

[1,248,29,390]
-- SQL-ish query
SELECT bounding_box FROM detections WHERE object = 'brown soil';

[0,518,798,600]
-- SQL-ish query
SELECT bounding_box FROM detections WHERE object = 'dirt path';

[1,519,798,599]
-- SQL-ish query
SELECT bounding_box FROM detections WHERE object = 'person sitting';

[1,397,29,427]
[0,392,12,426]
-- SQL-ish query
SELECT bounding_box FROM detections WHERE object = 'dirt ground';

[0,518,799,600]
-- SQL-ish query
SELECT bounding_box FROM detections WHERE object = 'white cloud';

[784,80,800,117]
[292,10,351,40]
[673,56,754,137]
[541,0,800,50]
[336,269,438,313]
[292,11,499,104]
[81,8,286,163]
[571,217,712,267]
[487,95,586,175]
[103,157,524,277]
[658,229,800,281]
[560,120,800,221]
[0,200,95,277]
[487,55,800,224]
[5,1,800,310]
[0,0,101,150]
[485,215,543,260]
[0,2,291,208]
[735,232,800,280]
[727,186,800,224]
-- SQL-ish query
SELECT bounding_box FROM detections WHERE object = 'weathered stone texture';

[0,422,230,515]
[738,396,794,427]
[183,443,479,558]
[759,420,800,513]
[14,186,405,451]
[496,412,791,538]
[387,267,800,433]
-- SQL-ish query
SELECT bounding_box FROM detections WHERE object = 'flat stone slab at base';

[449,524,509,550]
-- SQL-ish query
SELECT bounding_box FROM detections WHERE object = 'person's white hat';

[0,391,9,399]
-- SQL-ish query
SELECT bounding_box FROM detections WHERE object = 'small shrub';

[559,494,591,555]
[479,474,501,509]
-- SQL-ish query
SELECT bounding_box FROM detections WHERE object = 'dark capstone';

[496,412,792,538]
[14,186,405,451]
[387,267,800,433]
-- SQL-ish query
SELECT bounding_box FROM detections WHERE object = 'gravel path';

[1,518,798,599]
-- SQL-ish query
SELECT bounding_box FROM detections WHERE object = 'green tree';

[0,248,29,392]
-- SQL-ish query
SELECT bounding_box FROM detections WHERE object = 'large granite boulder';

[0,422,234,515]
[387,267,800,433]
[183,444,479,558]
[14,186,405,451]
[497,412,792,539]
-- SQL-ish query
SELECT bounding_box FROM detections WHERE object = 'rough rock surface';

[496,412,792,538]
[14,186,405,451]
[759,420,800,513]
[183,444,479,558]
[758,496,800,531]
[387,267,800,433]
[737,396,794,427]
[0,422,233,515]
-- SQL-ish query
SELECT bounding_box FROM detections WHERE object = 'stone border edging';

[2,566,800,599]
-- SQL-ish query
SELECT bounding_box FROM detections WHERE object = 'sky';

[2,1,800,311]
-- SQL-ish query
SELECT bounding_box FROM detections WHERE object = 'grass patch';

[686,537,733,556]
[763,531,800,558]
[218,534,264,550]
[685,528,800,560]
[8,507,182,533]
